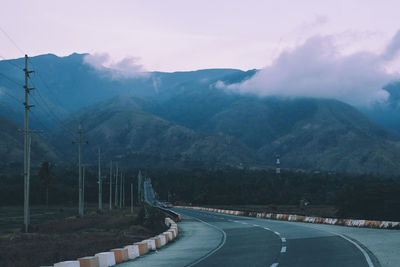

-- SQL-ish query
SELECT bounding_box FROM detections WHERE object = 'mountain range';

[1,53,400,175]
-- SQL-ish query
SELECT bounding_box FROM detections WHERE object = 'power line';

[0,87,23,104]
[29,92,76,139]
[0,72,24,86]
[28,58,78,121]
[28,109,52,133]
[0,25,25,54]
[0,55,24,70]
[28,109,78,167]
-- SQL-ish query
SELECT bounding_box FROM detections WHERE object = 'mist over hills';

[1,53,400,174]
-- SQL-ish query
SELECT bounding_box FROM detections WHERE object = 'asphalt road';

[172,208,376,267]
[139,183,377,266]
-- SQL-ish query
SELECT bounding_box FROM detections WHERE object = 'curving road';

[139,181,380,266]
[172,207,377,267]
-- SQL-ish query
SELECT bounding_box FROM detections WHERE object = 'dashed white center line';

[281,237,286,242]
[253,224,260,227]
[271,263,279,267]
[281,246,287,253]
[264,227,270,230]
[274,231,280,236]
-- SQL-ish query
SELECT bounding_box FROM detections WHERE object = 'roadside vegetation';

[0,205,166,267]
[150,168,400,221]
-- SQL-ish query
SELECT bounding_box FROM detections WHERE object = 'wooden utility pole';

[109,161,112,210]
[130,183,133,214]
[23,54,34,233]
[122,173,125,207]
[73,123,87,216]
[119,172,123,208]
[82,164,86,213]
[114,164,118,207]
[98,148,102,211]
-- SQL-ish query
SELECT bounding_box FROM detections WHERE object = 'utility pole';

[114,164,118,208]
[98,148,102,211]
[73,122,87,217]
[119,172,123,208]
[130,183,133,214]
[23,54,34,233]
[82,164,86,213]
[276,154,281,176]
[122,173,125,207]
[137,170,143,205]
[109,161,112,210]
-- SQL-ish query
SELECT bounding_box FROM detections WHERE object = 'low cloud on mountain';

[83,52,149,79]
[218,31,400,107]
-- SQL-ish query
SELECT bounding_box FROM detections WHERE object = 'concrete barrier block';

[95,252,116,267]
[363,220,381,228]
[134,241,150,255]
[380,221,400,228]
[54,261,80,267]
[144,239,156,250]
[164,231,173,241]
[169,228,177,237]
[78,256,99,267]
[168,229,176,240]
[158,234,167,246]
[124,245,140,260]
[150,236,163,249]
[110,248,129,263]
[324,218,338,225]
[162,232,170,243]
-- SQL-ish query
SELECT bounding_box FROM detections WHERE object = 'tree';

[38,162,53,208]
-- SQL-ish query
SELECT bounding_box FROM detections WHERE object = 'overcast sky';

[1,0,400,72]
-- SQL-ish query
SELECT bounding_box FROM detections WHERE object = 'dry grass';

[0,206,167,267]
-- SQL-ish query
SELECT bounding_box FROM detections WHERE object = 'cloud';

[382,30,400,61]
[83,53,148,79]
[300,15,328,31]
[219,31,400,107]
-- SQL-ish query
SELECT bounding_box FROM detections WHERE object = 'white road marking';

[253,224,260,227]
[333,233,374,267]
[274,231,280,236]
[281,246,287,253]
[184,215,227,267]
[271,263,279,267]
[281,237,286,242]
[264,227,270,230]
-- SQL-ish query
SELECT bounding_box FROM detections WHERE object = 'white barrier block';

[167,230,176,240]
[144,239,156,250]
[169,228,177,236]
[158,234,166,246]
[380,221,400,228]
[54,261,80,267]
[124,245,140,260]
[305,216,316,223]
[164,231,173,241]
[348,220,365,227]
[95,252,116,267]
[324,218,338,225]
